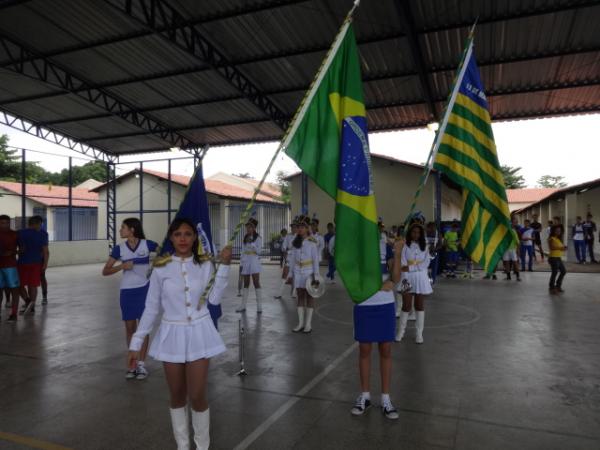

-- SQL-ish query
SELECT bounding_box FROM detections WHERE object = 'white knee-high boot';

[191,408,210,450]
[303,307,314,333]
[292,307,305,332]
[236,288,249,312]
[408,306,416,321]
[169,406,190,450]
[256,288,263,314]
[395,311,409,342]
[274,279,286,299]
[415,311,425,344]
[395,295,401,318]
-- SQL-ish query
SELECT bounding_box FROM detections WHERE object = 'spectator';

[520,219,535,272]
[443,222,460,278]
[553,216,564,238]
[276,228,287,268]
[324,222,336,283]
[503,217,521,281]
[572,216,586,264]
[17,215,49,315]
[530,214,544,261]
[425,222,441,283]
[548,225,567,294]
[583,213,597,263]
[0,215,21,322]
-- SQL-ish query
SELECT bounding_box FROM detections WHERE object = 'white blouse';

[287,238,319,275]
[241,236,262,257]
[129,255,230,351]
[401,242,431,272]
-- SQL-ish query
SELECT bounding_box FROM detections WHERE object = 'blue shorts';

[0,267,19,289]
[353,303,396,343]
[120,284,149,321]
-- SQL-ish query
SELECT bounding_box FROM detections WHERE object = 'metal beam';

[0,32,202,152]
[0,109,116,162]
[104,0,289,130]
[394,0,438,121]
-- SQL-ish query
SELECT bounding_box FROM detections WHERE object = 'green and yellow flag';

[283,23,381,302]
[432,37,514,273]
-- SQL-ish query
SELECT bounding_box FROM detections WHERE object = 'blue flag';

[160,164,222,328]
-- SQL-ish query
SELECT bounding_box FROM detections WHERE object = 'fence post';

[20,148,26,229]
[139,161,144,225]
[68,156,73,241]
[167,159,172,225]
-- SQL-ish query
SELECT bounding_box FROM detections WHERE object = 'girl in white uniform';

[102,218,158,380]
[236,217,263,313]
[275,221,297,299]
[396,223,432,344]
[287,216,320,333]
[128,218,232,450]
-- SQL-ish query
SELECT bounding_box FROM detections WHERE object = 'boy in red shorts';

[0,214,21,321]
[17,215,49,315]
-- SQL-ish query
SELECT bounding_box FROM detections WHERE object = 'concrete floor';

[1,264,599,450]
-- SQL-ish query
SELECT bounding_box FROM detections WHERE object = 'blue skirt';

[120,284,149,321]
[353,302,396,343]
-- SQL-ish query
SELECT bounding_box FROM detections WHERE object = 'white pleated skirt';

[401,270,433,295]
[148,314,227,363]
[240,256,261,275]
[292,268,314,289]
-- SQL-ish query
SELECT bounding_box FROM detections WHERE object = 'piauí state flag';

[160,164,222,325]
[284,24,381,302]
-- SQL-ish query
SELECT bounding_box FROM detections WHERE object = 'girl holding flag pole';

[236,216,263,313]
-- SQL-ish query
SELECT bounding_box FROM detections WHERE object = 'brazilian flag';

[284,24,381,303]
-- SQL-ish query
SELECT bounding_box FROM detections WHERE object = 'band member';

[236,217,263,313]
[128,218,231,450]
[288,216,320,333]
[311,217,325,262]
[275,220,297,299]
[396,223,432,344]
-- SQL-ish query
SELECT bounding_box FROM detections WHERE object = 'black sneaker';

[492,275,498,280]
[7,314,17,322]
[42,298,48,305]
[351,395,371,416]
[381,404,399,420]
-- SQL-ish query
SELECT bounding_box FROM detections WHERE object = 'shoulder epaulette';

[307,237,317,243]
[152,253,172,267]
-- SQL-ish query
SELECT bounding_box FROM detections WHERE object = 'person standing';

[425,222,441,284]
[237,217,263,313]
[288,216,320,333]
[103,218,159,380]
[396,223,432,344]
[519,219,535,272]
[311,217,325,263]
[128,218,232,450]
[274,221,297,299]
[324,222,336,283]
[572,216,586,264]
[351,238,403,420]
[530,214,544,261]
[503,226,521,282]
[443,222,459,278]
[17,216,49,315]
[0,215,20,322]
[548,225,567,294]
[583,213,597,263]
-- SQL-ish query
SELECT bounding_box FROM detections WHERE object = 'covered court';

[1,264,600,449]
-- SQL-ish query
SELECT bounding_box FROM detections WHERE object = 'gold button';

[186,302,191,307]
[184,286,189,292]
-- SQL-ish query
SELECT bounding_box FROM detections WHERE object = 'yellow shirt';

[548,236,564,258]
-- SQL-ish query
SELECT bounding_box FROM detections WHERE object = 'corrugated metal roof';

[0,0,597,158]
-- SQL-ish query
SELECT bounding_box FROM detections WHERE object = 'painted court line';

[233,341,358,450]
[0,431,72,450]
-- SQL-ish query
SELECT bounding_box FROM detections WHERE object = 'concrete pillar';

[564,193,578,262]
[222,200,230,248]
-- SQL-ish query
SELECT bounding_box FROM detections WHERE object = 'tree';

[501,165,526,189]
[275,170,291,204]
[537,175,567,188]
[233,172,252,179]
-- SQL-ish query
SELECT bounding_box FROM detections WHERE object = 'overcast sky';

[2,113,599,188]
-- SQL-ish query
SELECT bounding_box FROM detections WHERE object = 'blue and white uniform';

[111,239,158,321]
[380,233,393,281]
[354,289,396,343]
[288,238,319,289]
[400,242,433,295]
[129,256,230,363]
[313,232,325,263]
[240,235,262,275]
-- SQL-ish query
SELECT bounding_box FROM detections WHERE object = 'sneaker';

[382,403,399,420]
[42,298,48,305]
[351,395,371,416]
[5,300,11,308]
[135,365,148,380]
[125,369,136,380]
[492,275,497,280]
[517,277,522,282]
[7,314,17,322]
[19,300,30,315]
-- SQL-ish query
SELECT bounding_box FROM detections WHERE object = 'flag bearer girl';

[236,217,263,313]
[102,218,158,380]
[287,215,320,333]
[128,218,232,450]
[395,223,432,344]
[275,220,297,299]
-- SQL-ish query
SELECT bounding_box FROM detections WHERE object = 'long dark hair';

[167,218,202,265]
[244,230,259,243]
[406,223,426,251]
[123,217,146,239]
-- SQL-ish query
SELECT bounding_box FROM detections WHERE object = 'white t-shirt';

[111,239,158,290]
[358,289,395,307]
[573,224,585,241]
[521,228,534,246]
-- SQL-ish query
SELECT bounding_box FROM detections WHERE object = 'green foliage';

[500,165,527,189]
[537,175,567,188]
[275,170,291,204]
[0,134,106,186]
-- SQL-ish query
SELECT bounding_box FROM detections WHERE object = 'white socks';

[303,307,314,333]
[191,408,210,450]
[256,288,263,314]
[169,406,190,450]
[395,311,409,342]
[415,311,425,344]
[293,307,305,332]
[236,288,249,312]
